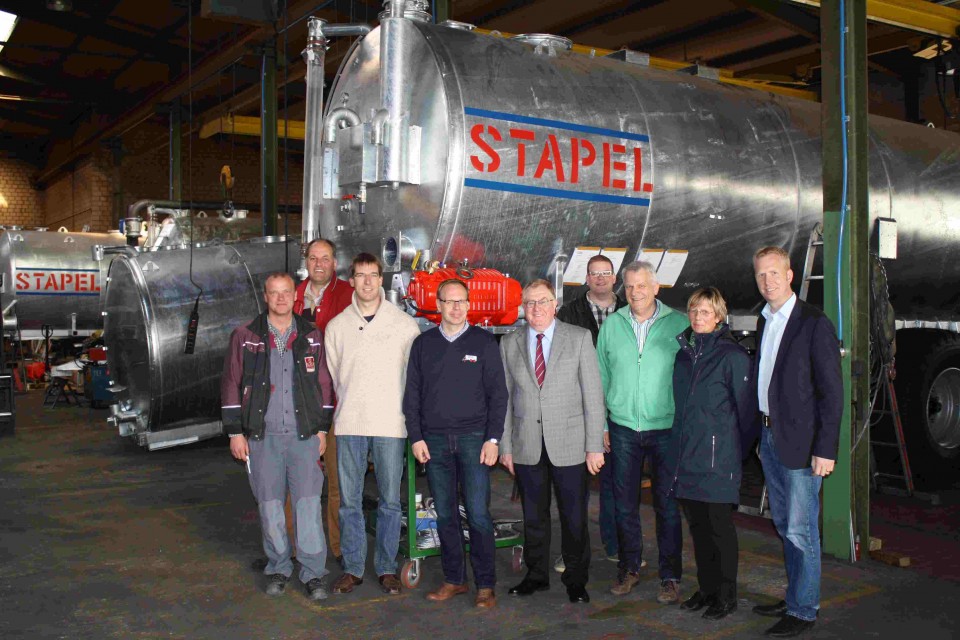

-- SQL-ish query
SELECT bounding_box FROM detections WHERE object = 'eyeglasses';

[522,298,556,309]
[438,299,468,308]
[688,309,717,318]
[352,272,381,281]
[588,270,614,278]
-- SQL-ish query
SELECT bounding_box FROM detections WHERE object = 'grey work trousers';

[248,433,328,583]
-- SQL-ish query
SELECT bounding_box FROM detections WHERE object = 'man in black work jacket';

[557,254,627,564]
[403,278,508,610]
[751,246,842,638]
[221,272,335,601]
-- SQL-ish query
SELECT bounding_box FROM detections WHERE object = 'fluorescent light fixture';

[0,11,18,57]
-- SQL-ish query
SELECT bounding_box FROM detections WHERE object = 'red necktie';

[535,333,546,388]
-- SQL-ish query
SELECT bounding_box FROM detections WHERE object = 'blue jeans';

[597,450,622,558]
[423,431,496,589]
[337,435,406,578]
[759,427,822,621]
[609,421,682,581]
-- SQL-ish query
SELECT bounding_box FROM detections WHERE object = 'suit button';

[537,419,541,424]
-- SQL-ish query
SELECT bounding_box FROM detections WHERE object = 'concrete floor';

[1,391,958,639]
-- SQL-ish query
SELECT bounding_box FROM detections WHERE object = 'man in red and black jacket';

[222,272,335,600]
[293,238,353,564]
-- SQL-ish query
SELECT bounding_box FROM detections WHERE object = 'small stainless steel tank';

[103,237,299,450]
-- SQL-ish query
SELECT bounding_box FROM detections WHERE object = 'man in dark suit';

[499,279,606,604]
[751,246,842,638]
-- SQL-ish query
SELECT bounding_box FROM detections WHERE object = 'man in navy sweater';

[403,278,508,610]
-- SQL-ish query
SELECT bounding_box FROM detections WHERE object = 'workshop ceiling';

[0,0,954,170]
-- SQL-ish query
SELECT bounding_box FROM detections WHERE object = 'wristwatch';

[488,438,499,445]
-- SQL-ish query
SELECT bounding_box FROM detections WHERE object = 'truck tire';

[893,330,960,488]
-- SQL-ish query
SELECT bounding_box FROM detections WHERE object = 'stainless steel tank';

[0,228,125,338]
[102,237,299,450]
[319,18,960,322]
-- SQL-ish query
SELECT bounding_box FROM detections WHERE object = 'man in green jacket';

[597,260,688,603]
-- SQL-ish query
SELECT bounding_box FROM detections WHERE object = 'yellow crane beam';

[474,28,818,102]
[199,114,305,140]
[789,0,960,39]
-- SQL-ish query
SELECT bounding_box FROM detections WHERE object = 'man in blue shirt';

[403,278,508,609]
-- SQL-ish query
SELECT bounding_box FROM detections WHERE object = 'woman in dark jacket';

[670,287,754,620]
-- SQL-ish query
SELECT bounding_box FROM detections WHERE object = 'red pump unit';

[408,267,522,326]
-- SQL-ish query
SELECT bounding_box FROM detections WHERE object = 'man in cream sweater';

[324,253,421,596]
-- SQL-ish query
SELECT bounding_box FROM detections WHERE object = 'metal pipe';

[322,23,372,36]
[323,107,361,143]
[301,17,329,253]
[126,199,300,219]
[379,2,415,184]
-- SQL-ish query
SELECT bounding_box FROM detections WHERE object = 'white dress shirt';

[757,293,797,414]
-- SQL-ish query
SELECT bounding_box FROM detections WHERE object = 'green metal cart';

[397,442,525,589]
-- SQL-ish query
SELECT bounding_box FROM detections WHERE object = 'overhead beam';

[34,0,347,187]
[734,29,918,76]
[199,114,305,139]
[0,0,167,61]
[473,27,818,101]
[788,0,960,38]
[734,0,820,39]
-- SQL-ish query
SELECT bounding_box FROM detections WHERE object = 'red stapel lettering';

[62,273,74,290]
[571,138,596,185]
[510,128,535,177]
[534,134,566,182]
[469,124,502,172]
[15,272,29,290]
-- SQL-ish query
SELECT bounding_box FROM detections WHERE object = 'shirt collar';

[761,292,797,322]
[631,299,661,325]
[528,319,557,341]
[586,292,617,312]
[439,322,470,341]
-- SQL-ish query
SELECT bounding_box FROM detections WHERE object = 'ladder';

[870,365,940,504]
[740,223,825,519]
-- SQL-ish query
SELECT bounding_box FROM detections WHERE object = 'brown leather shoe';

[426,582,469,602]
[379,573,402,595]
[475,588,496,609]
[332,573,363,594]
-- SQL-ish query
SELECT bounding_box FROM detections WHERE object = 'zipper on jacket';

[711,435,716,469]
[671,340,704,490]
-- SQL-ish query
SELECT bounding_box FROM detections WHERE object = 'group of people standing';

[221,240,841,639]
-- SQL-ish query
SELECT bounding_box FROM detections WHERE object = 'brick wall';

[0,158,45,228]
[43,155,115,232]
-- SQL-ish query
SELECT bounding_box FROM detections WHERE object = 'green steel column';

[435,0,450,23]
[169,102,182,202]
[261,41,278,236]
[820,0,870,561]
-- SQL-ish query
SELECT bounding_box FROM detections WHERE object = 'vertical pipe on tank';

[379,2,416,187]
[300,18,329,277]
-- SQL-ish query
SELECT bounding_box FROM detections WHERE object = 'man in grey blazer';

[499,279,606,604]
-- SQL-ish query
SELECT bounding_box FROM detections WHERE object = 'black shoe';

[765,615,815,637]
[305,578,329,601]
[567,585,590,603]
[703,599,737,620]
[680,591,716,612]
[753,599,788,617]
[508,578,549,596]
[251,557,268,572]
[264,573,288,596]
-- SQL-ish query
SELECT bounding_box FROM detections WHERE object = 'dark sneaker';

[305,577,328,601]
[265,573,288,596]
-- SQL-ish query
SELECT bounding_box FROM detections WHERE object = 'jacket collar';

[349,288,386,322]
